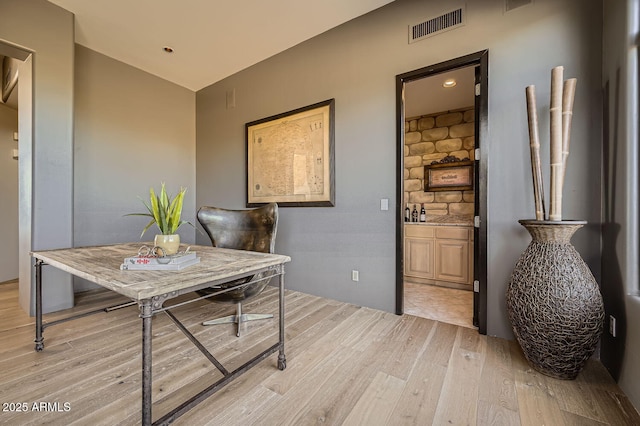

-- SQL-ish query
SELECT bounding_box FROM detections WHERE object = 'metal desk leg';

[140,300,153,426]
[277,266,286,370]
[34,260,44,352]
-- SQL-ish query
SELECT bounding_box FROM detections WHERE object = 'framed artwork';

[424,160,474,192]
[246,99,335,207]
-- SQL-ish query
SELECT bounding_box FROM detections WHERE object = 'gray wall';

[601,0,640,410]
[196,0,603,338]
[0,103,18,282]
[0,0,75,313]
[73,45,196,291]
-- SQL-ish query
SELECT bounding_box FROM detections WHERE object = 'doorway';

[395,51,488,334]
[0,40,34,314]
[0,54,19,286]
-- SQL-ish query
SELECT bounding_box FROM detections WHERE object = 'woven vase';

[506,220,604,380]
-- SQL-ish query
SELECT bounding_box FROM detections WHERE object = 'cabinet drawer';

[435,227,469,240]
[405,225,434,238]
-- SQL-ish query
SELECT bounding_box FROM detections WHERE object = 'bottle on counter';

[405,203,410,222]
[419,203,426,222]
[411,204,418,222]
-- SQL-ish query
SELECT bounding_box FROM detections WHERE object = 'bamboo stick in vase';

[549,66,564,221]
[525,85,546,221]
[561,78,577,184]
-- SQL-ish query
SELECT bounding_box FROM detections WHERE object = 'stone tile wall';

[404,106,475,217]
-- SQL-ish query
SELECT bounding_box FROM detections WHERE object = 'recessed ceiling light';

[443,79,457,88]
[163,46,174,53]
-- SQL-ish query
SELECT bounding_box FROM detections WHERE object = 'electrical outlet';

[351,270,359,282]
[609,315,617,337]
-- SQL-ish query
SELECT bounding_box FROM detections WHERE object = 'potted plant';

[127,183,195,254]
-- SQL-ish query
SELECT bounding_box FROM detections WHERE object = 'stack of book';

[120,251,200,271]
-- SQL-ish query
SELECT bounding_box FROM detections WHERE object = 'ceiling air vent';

[409,7,465,44]
[505,0,533,12]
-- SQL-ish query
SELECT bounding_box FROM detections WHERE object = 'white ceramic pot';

[154,234,180,255]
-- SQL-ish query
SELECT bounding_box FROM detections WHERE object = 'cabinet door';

[435,239,469,284]
[404,237,435,279]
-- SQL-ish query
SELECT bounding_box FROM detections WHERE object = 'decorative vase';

[506,220,604,380]
[154,234,180,255]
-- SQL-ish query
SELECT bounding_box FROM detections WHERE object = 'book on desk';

[120,251,200,270]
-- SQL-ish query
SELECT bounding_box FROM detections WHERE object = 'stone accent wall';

[404,107,475,217]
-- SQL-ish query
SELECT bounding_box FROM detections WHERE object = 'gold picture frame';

[424,161,474,192]
[246,99,335,207]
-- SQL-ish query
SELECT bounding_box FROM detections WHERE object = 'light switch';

[12,149,18,159]
[380,198,389,211]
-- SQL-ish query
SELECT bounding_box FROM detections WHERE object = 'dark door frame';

[395,50,489,334]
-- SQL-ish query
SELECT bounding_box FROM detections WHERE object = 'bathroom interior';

[403,65,476,329]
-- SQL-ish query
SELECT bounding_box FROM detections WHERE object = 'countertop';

[405,216,474,227]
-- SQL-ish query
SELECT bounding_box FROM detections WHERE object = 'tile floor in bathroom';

[403,281,475,329]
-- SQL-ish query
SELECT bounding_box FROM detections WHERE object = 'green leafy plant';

[127,183,195,238]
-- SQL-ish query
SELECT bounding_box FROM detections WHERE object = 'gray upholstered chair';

[196,203,278,337]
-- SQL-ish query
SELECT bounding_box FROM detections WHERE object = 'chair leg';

[202,302,273,337]
[236,302,242,337]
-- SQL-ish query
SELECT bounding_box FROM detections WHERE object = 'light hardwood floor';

[1,280,639,425]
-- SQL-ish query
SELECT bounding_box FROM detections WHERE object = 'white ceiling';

[4,1,473,114]
[405,66,475,118]
[46,0,395,91]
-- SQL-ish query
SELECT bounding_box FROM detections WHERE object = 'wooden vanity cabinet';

[404,224,473,289]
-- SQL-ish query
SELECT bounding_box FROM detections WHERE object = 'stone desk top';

[32,243,291,301]
[405,215,474,227]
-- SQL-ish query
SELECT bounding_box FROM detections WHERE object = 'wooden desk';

[31,243,291,425]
